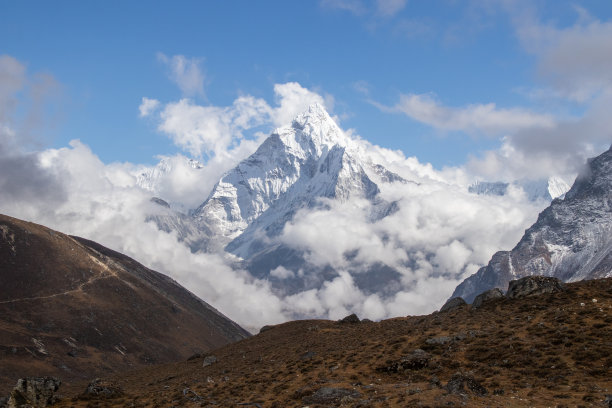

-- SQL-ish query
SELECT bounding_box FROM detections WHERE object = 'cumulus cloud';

[270,82,331,127]
[381,93,555,136]
[148,81,332,159]
[0,55,560,331]
[157,53,205,96]
[138,97,160,117]
[275,149,545,318]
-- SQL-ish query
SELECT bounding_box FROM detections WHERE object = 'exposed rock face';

[7,377,60,408]
[453,146,612,303]
[472,288,504,308]
[439,297,466,312]
[0,214,250,394]
[506,276,565,299]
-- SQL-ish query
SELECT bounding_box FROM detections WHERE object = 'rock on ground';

[7,377,61,408]
[472,288,504,308]
[507,276,565,299]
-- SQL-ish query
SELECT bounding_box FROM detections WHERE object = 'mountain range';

[139,103,582,311]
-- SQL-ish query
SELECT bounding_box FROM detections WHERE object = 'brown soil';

[53,277,612,407]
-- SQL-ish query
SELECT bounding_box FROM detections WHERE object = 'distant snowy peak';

[469,177,570,202]
[136,157,204,193]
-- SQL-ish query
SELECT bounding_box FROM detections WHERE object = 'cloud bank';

[0,50,591,332]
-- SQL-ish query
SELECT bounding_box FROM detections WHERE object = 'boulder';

[472,288,504,308]
[81,378,123,399]
[377,349,431,372]
[259,325,275,333]
[202,355,218,367]
[445,373,487,396]
[338,313,360,324]
[302,387,361,404]
[440,297,466,312]
[507,276,565,299]
[7,377,61,407]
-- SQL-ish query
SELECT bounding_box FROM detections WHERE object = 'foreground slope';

[454,146,612,303]
[0,214,249,394]
[56,277,612,407]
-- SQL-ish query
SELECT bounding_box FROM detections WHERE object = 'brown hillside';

[54,277,612,407]
[0,214,250,395]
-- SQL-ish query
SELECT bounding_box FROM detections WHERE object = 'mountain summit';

[453,146,612,303]
[147,103,405,295]
[191,103,383,258]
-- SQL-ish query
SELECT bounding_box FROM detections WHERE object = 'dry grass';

[54,277,612,407]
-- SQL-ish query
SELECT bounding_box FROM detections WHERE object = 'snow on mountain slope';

[468,177,570,202]
[453,146,612,303]
[188,103,401,257]
[138,103,548,317]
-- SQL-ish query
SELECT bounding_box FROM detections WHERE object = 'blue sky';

[2,0,612,173]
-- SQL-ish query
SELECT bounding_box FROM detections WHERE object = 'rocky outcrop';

[377,349,431,372]
[472,288,504,308]
[7,377,60,408]
[338,313,360,324]
[440,297,466,312]
[445,373,487,396]
[80,378,123,399]
[506,276,565,298]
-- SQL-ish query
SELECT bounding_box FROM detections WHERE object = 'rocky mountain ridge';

[454,146,612,303]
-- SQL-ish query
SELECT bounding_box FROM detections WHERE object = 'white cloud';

[1,140,288,332]
[138,97,160,117]
[461,7,612,181]
[270,265,295,279]
[157,53,205,96]
[150,82,332,159]
[383,93,555,136]
[271,82,331,127]
[0,57,567,330]
[515,8,612,102]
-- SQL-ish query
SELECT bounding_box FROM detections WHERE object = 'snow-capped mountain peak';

[279,103,351,157]
[189,103,378,249]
